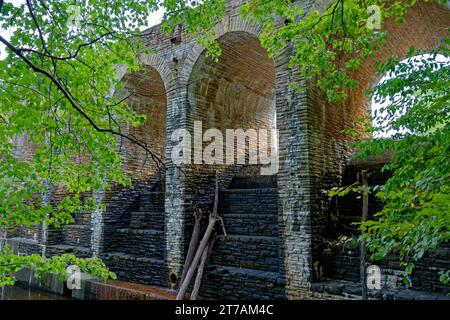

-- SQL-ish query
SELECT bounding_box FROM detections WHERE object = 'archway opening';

[119,65,167,182]
[187,31,277,183]
[319,2,450,291]
[371,53,450,138]
[184,31,283,299]
[100,66,168,288]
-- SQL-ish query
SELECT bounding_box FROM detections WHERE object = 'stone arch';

[118,64,168,182]
[140,54,175,88]
[311,1,450,285]
[309,1,450,197]
[350,1,450,126]
[178,15,263,88]
[188,31,275,130]
[184,30,277,188]
[175,29,283,299]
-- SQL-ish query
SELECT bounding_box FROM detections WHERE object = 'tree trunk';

[176,171,220,300]
[179,208,202,285]
[191,235,217,300]
[360,170,369,300]
[176,214,216,300]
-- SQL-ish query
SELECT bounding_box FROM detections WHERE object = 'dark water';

[0,285,68,300]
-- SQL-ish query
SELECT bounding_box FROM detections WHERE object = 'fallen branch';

[191,234,217,300]
[176,171,220,300]
[176,213,217,300]
[179,208,202,285]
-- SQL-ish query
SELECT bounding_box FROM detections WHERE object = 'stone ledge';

[311,280,450,300]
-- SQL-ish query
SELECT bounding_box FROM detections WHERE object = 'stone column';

[164,67,188,281]
[39,182,53,257]
[91,188,105,258]
[275,49,314,298]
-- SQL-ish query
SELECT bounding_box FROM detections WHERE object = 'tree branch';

[0,34,164,169]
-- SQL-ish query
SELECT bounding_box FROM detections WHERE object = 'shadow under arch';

[100,64,171,288]
[118,65,168,182]
[181,30,286,299]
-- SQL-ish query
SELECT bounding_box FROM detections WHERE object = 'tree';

[0,0,448,288]
[356,47,450,284]
[0,0,161,286]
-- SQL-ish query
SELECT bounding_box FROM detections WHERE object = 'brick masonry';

[2,0,449,300]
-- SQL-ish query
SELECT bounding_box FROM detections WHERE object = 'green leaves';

[0,0,158,285]
[354,45,450,283]
[0,245,116,287]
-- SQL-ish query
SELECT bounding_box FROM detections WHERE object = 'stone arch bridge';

[4,0,449,299]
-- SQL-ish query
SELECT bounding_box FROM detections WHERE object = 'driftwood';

[191,235,217,300]
[179,208,202,285]
[176,171,220,300]
[176,213,217,299]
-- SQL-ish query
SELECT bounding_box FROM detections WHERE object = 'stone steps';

[128,211,165,230]
[17,226,41,240]
[199,181,282,299]
[102,186,167,288]
[210,235,280,272]
[311,280,450,300]
[109,228,165,259]
[4,237,43,255]
[137,191,164,212]
[103,252,167,287]
[219,213,278,236]
[229,176,277,189]
[45,244,91,258]
[200,265,286,300]
[73,212,92,225]
[219,188,278,215]
[63,224,91,248]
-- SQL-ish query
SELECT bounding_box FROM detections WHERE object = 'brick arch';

[117,65,168,181]
[140,54,175,88]
[179,15,263,88]
[115,55,173,95]
[351,1,450,126]
[187,30,276,132]
[309,1,450,179]
[307,1,450,288]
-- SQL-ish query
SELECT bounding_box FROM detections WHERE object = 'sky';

[0,0,165,59]
[371,53,450,138]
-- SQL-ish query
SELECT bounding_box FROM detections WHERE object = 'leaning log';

[191,235,217,300]
[176,171,220,300]
[179,208,202,285]
[176,214,216,300]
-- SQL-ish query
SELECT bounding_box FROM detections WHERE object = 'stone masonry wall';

[3,0,449,300]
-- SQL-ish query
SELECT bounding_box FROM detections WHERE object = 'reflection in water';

[0,285,68,300]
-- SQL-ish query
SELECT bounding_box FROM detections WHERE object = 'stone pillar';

[91,188,105,258]
[276,49,314,298]
[164,70,188,281]
[39,182,53,257]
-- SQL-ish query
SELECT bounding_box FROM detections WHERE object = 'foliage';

[0,0,448,288]
[240,0,443,102]
[354,46,450,282]
[0,0,160,285]
[0,245,115,286]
